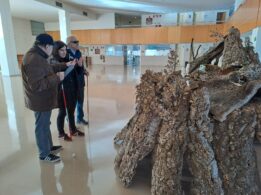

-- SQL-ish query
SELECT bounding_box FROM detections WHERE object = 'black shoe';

[51,145,63,154]
[40,154,61,163]
[58,133,65,138]
[70,129,85,137]
[77,119,89,125]
[59,133,72,142]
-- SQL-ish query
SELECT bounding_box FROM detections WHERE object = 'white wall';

[179,12,193,25]
[45,13,115,31]
[84,44,123,65]
[195,10,229,24]
[87,45,106,55]
[91,56,123,65]
[192,43,214,57]
[142,13,177,27]
[141,10,229,27]
[12,17,35,54]
[85,42,214,67]
[140,56,168,66]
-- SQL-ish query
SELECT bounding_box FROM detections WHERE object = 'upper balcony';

[47,0,261,45]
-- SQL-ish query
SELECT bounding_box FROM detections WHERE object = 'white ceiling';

[9,0,235,22]
[10,0,91,22]
[10,0,58,22]
[64,0,235,13]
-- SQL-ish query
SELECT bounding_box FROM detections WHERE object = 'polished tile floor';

[0,65,166,195]
[0,65,261,195]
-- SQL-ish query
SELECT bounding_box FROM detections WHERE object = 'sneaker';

[40,154,61,163]
[77,119,89,125]
[70,129,85,137]
[59,133,72,141]
[51,145,63,154]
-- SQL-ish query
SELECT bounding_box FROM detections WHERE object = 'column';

[0,0,20,76]
[177,44,190,75]
[252,27,261,62]
[58,9,71,43]
[234,0,246,12]
[123,45,127,65]
[139,45,146,66]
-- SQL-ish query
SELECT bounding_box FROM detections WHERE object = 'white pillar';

[252,27,261,62]
[139,45,146,66]
[58,10,71,43]
[0,0,20,76]
[178,44,190,74]
[234,0,246,12]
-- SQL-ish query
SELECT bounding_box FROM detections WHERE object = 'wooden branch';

[189,41,224,73]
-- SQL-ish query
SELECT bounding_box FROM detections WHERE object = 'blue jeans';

[34,111,53,158]
[76,87,85,122]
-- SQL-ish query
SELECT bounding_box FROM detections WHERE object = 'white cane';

[62,66,74,135]
[85,68,93,182]
[86,74,90,124]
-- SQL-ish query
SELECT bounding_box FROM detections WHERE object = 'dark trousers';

[57,104,77,134]
[76,86,85,122]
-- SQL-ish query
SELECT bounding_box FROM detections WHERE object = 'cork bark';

[114,27,261,194]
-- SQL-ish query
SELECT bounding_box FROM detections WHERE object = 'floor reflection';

[0,76,29,161]
[59,138,90,195]
[40,137,91,195]
[0,64,154,195]
[40,163,60,195]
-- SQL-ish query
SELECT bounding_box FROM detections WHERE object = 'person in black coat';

[50,41,85,141]
[66,36,89,125]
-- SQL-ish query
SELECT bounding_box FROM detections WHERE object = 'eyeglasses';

[71,40,79,44]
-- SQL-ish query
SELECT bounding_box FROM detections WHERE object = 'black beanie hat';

[35,33,54,46]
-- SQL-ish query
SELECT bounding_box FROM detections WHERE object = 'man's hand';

[77,57,84,67]
[66,59,76,67]
[84,69,89,76]
[59,72,64,81]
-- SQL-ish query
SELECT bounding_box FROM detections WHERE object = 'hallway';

[0,64,261,195]
[0,65,163,195]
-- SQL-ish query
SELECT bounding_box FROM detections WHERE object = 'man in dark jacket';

[21,34,75,163]
[66,35,89,125]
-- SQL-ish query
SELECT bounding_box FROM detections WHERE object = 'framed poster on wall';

[95,48,100,54]
[146,16,153,25]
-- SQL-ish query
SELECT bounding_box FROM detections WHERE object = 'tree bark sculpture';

[114,27,261,195]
